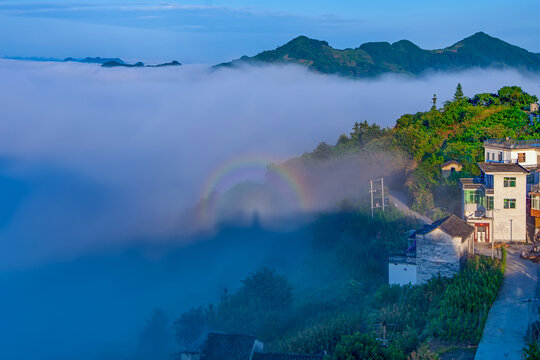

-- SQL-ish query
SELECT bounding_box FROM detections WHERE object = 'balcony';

[531,184,540,194]
[460,177,492,191]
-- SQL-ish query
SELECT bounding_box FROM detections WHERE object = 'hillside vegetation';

[296,85,538,216]
[218,32,540,77]
[162,84,532,359]
[172,204,505,359]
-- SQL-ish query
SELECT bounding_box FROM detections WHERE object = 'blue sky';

[1,0,540,63]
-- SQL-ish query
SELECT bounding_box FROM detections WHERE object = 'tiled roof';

[477,162,528,174]
[415,215,474,241]
[253,353,323,360]
[200,333,257,360]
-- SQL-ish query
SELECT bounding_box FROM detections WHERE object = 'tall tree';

[453,83,464,102]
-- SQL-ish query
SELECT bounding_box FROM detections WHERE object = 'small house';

[413,215,474,284]
[441,160,463,178]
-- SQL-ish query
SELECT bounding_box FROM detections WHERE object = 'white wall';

[492,173,527,242]
[484,146,540,167]
[416,228,463,284]
[389,263,417,286]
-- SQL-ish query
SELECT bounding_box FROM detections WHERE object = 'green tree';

[498,86,538,107]
[333,332,385,360]
[453,83,464,102]
[135,308,172,360]
[174,306,215,349]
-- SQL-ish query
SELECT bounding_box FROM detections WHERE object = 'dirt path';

[387,191,432,225]
[474,247,538,359]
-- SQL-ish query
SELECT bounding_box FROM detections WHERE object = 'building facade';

[388,216,473,285]
[460,162,528,243]
[413,215,473,284]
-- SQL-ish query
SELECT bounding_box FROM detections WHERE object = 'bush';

[333,332,385,360]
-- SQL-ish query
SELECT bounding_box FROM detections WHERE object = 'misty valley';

[1,56,540,359]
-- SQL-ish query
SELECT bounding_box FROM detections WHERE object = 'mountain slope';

[217,32,540,77]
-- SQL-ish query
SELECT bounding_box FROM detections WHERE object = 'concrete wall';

[389,262,417,286]
[416,228,465,284]
[492,173,527,242]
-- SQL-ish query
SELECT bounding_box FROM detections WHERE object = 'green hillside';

[217,32,540,77]
[296,85,539,217]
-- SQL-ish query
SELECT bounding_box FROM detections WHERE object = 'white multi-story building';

[460,138,540,243]
[460,162,529,243]
[484,138,540,171]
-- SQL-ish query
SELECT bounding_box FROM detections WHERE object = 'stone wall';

[416,228,464,284]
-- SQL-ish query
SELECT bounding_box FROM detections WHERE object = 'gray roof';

[477,162,528,174]
[253,353,323,360]
[415,215,474,241]
[200,333,257,360]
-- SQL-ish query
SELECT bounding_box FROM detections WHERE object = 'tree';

[174,306,215,349]
[312,142,333,160]
[498,86,538,107]
[216,268,294,337]
[333,332,385,360]
[135,308,172,360]
[453,83,464,102]
[431,94,437,111]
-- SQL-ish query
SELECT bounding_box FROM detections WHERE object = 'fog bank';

[0,60,539,269]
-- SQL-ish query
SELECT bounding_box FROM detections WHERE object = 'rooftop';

[441,159,462,167]
[477,162,528,174]
[484,138,540,149]
[415,214,474,241]
[200,333,259,360]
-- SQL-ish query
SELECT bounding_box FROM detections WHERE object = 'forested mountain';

[217,32,540,77]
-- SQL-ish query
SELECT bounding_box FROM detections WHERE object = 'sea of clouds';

[0,60,539,269]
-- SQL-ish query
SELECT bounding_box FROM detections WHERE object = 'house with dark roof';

[412,215,474,284]
[170,333,322,360]
[388,215,474,285]
[460,161,529,243]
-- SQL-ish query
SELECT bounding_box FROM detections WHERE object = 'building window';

[518,152,526,163]
[485,174,494,188]
[504,198,516,209]
[486,152,490,161]
[528,174,536,184]
[504,177,516,187]
[486,196,494,210]
[532,195,540,210]
[465,190,484,205]
[498,152,503,162]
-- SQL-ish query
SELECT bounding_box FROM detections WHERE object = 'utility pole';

[375,320,396,347]
[369,177,385,219]
[370,179,374,219]
[381,177,385,212]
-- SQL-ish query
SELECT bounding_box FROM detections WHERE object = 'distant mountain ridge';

[217,32,540,77]
[64,57,125,64]
[101,60,182,68]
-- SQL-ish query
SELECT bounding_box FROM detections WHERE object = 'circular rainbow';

[197,155,310,226]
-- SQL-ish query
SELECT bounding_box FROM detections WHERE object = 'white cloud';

[0,59,538,269]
